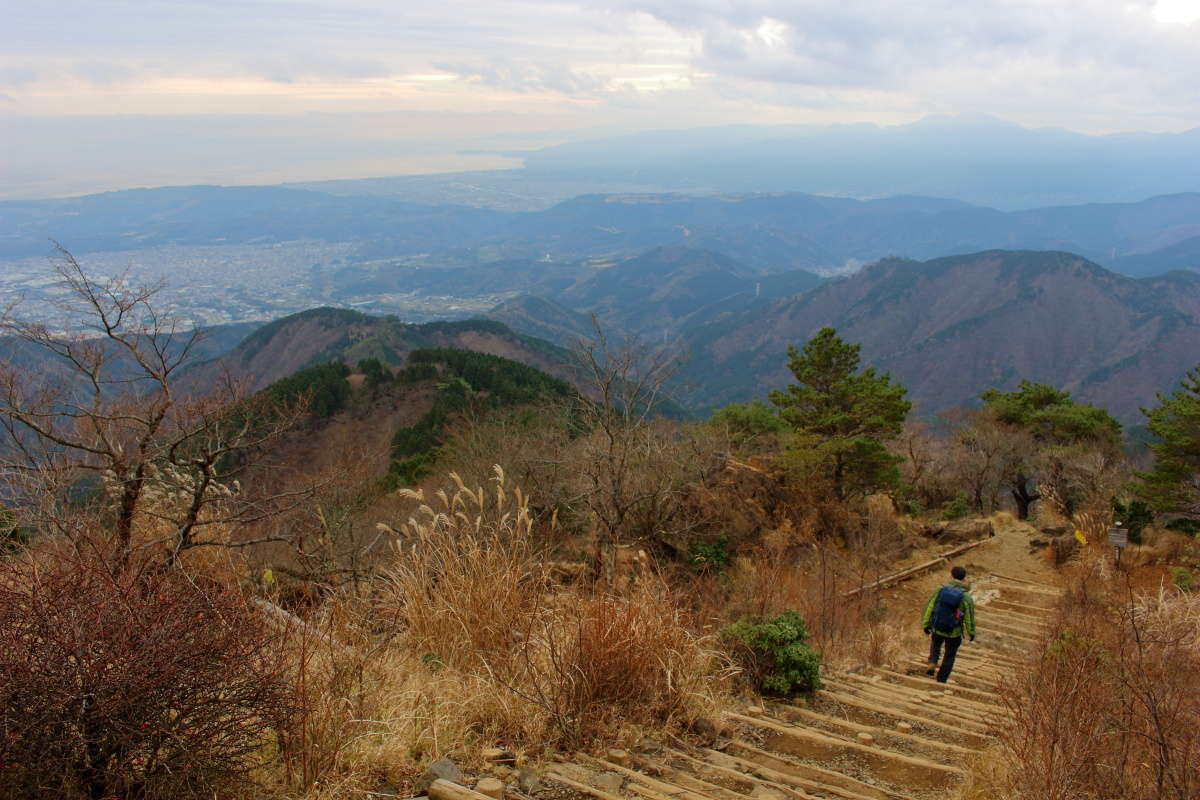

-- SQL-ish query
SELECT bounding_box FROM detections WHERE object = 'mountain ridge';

[680,249,1200,423]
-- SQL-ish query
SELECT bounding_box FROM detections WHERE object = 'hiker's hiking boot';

[926,664,937,677]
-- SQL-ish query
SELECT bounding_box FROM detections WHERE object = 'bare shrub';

[513,581,729,746]
[0,538,294,800]
[997,557,1200,800]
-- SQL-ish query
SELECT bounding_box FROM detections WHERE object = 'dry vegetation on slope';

[3,256,1200,800]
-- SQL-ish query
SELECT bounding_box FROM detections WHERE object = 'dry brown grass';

[273,467,732,794]
[511,581,731,746]
[993,548,1200,800]
[378,467,544,672]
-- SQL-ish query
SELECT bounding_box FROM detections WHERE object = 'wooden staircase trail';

[539,573,1060,800]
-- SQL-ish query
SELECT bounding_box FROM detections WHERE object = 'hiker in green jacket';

[921,565,976,683]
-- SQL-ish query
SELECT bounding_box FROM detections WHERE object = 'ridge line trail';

[539,515,1053,800]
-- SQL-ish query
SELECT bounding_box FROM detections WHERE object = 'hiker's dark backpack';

[931,584,966,633]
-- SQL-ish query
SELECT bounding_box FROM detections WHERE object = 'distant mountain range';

[674,250,1200,423]
[487,246,823,343]
[16,247,1195,429]
[4,184,1197,281]
[518,114,1200,211]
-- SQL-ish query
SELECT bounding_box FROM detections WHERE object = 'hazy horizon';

[4,0,1200,200]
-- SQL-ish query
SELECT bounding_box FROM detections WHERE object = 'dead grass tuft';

[279,467,732,792]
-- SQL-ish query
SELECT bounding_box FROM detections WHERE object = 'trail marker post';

[1108,522,1128,567]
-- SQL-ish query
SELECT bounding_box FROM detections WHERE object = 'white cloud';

[1154,0,1200,24]
[4,0,1196,129]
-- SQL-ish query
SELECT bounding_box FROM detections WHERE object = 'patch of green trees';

[387,349,574,486]
[261,362,351,418]
[1137,367,1200,520]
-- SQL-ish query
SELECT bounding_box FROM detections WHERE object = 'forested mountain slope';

[682,250,1200,422]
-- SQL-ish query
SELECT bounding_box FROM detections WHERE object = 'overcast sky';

[3,0,1199,196]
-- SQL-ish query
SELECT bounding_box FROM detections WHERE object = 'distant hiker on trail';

[921,565,976,683]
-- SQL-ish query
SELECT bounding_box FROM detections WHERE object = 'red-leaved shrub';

[0,541,295,800]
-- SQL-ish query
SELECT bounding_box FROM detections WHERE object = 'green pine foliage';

[980,379,1122,518]
[1165,518,1200,536]
[1135,368,1200,514]
[723,611,822,695]
[261,362,351,418]
[687,536,731,572]
[982,380,1122,446]
[357,358,392,388]
[1170,566,1194,593]
[768,327,910,499]
[709,399,786,445]
[386,349,574,486]
[1112,498,1154,544]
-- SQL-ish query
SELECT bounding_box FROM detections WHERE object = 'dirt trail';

[535,516,1055,800]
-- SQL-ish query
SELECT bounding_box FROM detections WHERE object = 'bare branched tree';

[568,318,712,578]
[0,247,308,563]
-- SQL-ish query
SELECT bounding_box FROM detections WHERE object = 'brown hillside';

[180,308,574,396]
[684,250,1200,422]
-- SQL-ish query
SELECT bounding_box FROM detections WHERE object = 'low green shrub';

[1170,566,1194,593]
[1165,517,1200,537]
[940,493,971,521]
[723,610,822,695]
[688,536,730,572]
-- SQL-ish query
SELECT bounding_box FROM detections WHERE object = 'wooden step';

[657,746,819,800]
[725,712,966,792]
[718,741,919,800]
[764,702,977,761]
[631,753,754,800]
[833,682,999,733]
[824,677,995,733]
[812,690,992,749]
[866,667,1004,707]
[577,754,716,800]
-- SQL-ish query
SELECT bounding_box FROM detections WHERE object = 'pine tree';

[769,327,910,499]
[1136,368,1200,515]
[980,380,1122,519]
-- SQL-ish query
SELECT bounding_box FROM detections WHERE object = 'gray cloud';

[1,0,1198,157]
[606,0,1200,122]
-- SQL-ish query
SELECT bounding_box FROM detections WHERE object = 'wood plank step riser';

[981,604,1053,623]
[632,756,754,800]
[909,659,1005,682]
[835,681,1003,724]
[865,667,1004,707]
[815,689,994,748]
[841,676,1001,719]
[906,661,1004,687]
[833,674,999,717]
[983,618,1047,638]
[765,703,977,760]
[823,681,995,732]
[987,572,1063,591]
[718,741,916,800]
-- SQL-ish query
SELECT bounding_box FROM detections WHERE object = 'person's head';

[951,565,967,581]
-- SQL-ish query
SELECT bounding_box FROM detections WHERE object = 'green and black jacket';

[921,579,977,639]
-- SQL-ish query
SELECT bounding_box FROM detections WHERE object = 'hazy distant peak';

[907,112,1025,131]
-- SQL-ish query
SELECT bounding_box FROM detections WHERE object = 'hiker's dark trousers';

[928,633,961,683]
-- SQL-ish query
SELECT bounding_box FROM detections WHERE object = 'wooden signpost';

[1108,522,1128,566]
